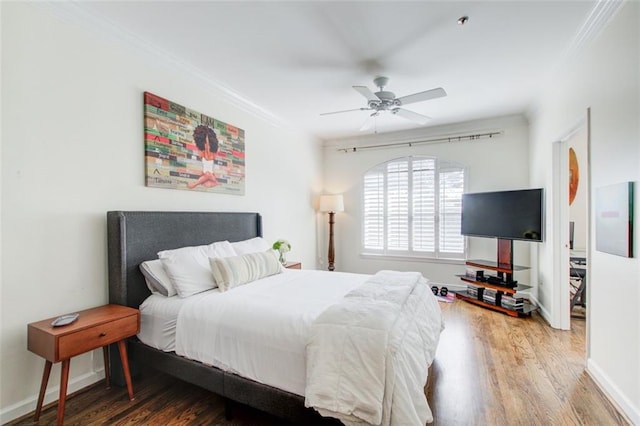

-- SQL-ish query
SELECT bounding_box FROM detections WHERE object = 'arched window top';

[365,155,464,173]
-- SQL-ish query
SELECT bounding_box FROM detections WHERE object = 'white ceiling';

[68,1,597,141]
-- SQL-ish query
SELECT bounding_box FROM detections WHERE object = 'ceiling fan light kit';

[321,76,446,130]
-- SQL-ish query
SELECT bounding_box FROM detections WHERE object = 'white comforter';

[174,269,369,395]
[305,270,443,425]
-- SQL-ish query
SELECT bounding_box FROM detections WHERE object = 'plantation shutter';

[439,168,465,254]
[363,170,385,250]
[362,156,465,259]
[386,161,409,250]
[412,158,436,252]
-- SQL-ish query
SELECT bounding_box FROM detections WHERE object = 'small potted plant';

[272,239,291,265]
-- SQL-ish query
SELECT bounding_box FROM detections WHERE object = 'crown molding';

[33,1,290,129]
[526,0,625,120]
[565,0,625,57]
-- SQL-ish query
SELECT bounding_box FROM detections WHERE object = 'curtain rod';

[336,130,503,153]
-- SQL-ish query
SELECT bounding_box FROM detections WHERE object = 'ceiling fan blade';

[392,108,430,125]
[320,107,370,116]
[395,87,446,106]
[353,86,380,102]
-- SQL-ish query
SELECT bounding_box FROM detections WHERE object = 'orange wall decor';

[569,147,579,205]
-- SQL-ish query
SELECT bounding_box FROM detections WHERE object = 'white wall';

[0,3,322,421]
[322,115,532,288]
[528,2,639,422]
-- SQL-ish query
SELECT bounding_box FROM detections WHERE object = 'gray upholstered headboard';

[107,211,262,309]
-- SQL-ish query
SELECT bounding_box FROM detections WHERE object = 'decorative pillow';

[158,241,237,298]
[210,250,282,292]
[139,259,176,297]
[231,237,270,255]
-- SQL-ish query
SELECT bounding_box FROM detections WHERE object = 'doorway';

[567,126,588,323]
[552,110,590,333]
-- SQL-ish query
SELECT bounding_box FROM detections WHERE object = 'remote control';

[51,313,79,327]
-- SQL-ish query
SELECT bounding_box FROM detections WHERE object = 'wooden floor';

[9,300,628,426]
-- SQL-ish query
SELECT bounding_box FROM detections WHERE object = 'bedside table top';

[28,304,140,363]
[28,304,139,337]
[284,261,301,269]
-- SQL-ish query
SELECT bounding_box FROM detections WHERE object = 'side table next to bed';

[284,261,301,269]
[27,304,140,426]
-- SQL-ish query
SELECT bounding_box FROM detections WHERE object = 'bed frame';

[106,211,333,423]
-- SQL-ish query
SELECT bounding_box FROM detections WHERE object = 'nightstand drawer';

[58,315,138,360]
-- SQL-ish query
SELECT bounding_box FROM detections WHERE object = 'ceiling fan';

[321,76,447,130]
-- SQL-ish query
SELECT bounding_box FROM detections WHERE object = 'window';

[362,156,465,259]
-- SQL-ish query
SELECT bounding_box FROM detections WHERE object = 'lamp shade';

[319,194,344,213]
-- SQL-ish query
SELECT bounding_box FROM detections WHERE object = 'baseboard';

[587,358,639,425]
[0,369,104,424]
[528,293,553,325]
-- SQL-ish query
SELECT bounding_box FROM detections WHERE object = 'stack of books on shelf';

[501,294,525,310]
[467,283,484,300]
[483,288,500,306]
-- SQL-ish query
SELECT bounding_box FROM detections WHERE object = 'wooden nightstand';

[27,304,140,425]
[284,261,301,269]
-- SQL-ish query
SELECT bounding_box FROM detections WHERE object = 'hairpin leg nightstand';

[27,304,139,425]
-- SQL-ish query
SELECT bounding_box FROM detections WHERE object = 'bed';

[107,211,442,425]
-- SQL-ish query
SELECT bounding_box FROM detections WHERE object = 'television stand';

[456,238,536,317]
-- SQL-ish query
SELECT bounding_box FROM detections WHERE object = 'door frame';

[552,139,571,330]
[550,110,590,333]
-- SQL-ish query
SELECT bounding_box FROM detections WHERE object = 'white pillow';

[139,259,176,297]
[158,241,237,298]
[210,250,282,292]
[231,237,270,255]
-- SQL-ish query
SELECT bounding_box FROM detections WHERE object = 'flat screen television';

[461,188,544,242]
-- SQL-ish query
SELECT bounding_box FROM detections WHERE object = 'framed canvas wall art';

[144,92,245,195]
[595,181,634,257]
